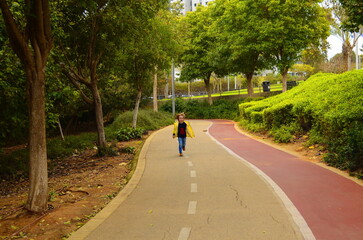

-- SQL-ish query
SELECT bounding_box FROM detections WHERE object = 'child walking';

[172,113,195,157]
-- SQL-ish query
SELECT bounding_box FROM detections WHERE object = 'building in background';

[174,0,214,15]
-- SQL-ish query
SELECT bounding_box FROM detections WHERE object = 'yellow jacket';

[173,121,195,138]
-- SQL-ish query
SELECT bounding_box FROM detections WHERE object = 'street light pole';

[172,61,175,116]
[356,33,359,70]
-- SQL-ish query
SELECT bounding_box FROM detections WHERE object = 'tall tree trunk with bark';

[0,0,53,213]
[204,73,213,105]
[246,73,254,97]
[26,67,48,212]
[91,84,106,147]
[132,89,142,128]
[188,81,191,98]
[342,42,349,71]
[281,68,289,92]
[153,67,158,112]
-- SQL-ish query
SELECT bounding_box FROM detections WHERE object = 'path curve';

[208,120,363,240]
[69,120,305,240]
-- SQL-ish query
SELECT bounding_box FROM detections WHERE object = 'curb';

[68,130,158,240]
[232,121,363,187]
[207,122,313,240]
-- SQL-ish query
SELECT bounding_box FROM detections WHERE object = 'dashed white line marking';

[190,170,196,178]
[188,201,197,214]
[191,183,198,193]
[178,227,191,240]
[187,161,193,167]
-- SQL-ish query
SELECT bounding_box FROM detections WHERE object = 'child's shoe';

[179,153,183,157]
[182,146,186,151]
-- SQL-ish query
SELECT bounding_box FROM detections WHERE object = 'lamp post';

[356,33,359,70]
[172,61,175,116]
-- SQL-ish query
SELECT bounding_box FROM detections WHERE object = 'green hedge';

[239,70,363,174]
[160,98,262,120]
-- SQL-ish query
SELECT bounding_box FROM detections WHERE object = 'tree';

[150,5,180,112]
[211,0,271,96]
[339,0,363,32]
[300,43,329,73]
[264,0,330,91]
[54,0,124,149]
[114,0,169,127]
[180,6,216,104]
[0,0,52,212]
[328,0,362,71]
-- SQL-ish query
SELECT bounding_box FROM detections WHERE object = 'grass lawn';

[190,84,282,98]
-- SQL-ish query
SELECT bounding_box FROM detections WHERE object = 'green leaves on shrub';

[269,126,294,143]
[161,98,246,120]
[239,70,363,172]
[116,127,144,141]
[106,110,174,140]
[120,146,136,154]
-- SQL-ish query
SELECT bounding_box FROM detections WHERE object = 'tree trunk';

[153,67,158,112]
[0,0,53,213]
[132,90,142,128]
[347,50,352,71]
[91,84,106,147]
[188,81,191,98]
[58,118,65,141]
[26,68,48,213]
[246,73,254,97]
[204,73,213,105]
[342,43,349,71]
[282,69,288,92]
[165,81,169,99]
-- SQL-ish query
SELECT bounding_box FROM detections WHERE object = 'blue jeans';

[178,137,186,154]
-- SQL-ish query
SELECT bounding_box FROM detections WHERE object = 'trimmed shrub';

[161,98,248,120]
[239,70,363,172]
[116,127,144,141]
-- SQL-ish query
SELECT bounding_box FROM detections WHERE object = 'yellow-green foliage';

[239,70,363,173]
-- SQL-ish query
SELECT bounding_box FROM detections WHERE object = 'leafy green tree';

[300,43,329,73]
[112,0,169,127]
[211,0,271,96]
[54,0,123,149]
[327,0,362,71]
[339,0,363,32]
[179,6,216,104]
[0,0,53,212]
[262,0,330,91]
[0,25,28,146]
[150,6,180,112]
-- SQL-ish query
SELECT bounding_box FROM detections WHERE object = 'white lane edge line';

[191,183,198,193]
[206,123,316,240]
[188,161,193,167]
[188,201,197,214]
[178,227,191,240]
[190,170,196,178]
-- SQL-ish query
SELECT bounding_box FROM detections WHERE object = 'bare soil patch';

[0,138,145,240]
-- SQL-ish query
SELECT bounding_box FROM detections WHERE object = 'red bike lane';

[208,120,363,240]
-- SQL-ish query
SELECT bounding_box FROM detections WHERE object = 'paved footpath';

[208,120,363,240]
[69,120,363,240]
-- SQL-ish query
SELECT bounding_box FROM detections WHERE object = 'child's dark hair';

[176,112,185,120]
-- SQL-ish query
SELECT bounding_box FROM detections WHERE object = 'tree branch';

[0,0,32,66]
[60,66,93,105]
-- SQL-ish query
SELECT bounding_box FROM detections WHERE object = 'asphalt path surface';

[69,120,363,240]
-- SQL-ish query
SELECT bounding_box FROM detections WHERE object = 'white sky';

[327,34,363,60]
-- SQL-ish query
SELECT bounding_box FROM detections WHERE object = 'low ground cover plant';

[0,110,173,179]
[239,70,363,176]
